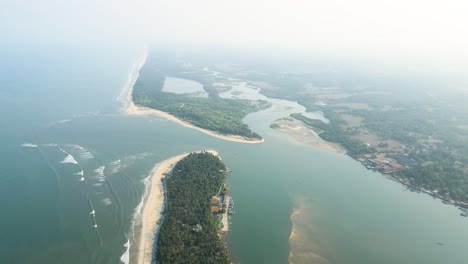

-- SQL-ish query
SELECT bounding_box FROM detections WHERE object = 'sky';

[2,0,468,69]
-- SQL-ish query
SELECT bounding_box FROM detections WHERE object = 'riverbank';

[271,117,343,153]
[134,150,219,264]
[121,55,264,144]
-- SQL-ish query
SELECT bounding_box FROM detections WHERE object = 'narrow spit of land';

[135,152,195,264]
[121,52,265,144]
[155,151,230,264]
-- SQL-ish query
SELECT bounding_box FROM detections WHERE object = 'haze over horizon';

[2,0,468,70]
[2,1,468,264]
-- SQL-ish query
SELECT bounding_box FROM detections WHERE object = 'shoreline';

[121,53,264,144]
[271,118,343,153]
[134,150,219,264]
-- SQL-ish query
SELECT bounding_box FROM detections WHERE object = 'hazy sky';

[2,0,468,67]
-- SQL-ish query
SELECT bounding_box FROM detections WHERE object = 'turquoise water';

[0,45,467,264]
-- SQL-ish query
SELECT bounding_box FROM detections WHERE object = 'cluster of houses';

[355,153,406,174]
[210,195,235,214]
[354,152,468,216]
[211,196,224,214]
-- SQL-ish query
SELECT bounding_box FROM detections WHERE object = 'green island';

[132,52,270,140]
[156,152,230,263]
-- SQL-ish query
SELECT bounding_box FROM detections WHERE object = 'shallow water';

[162,76,208,97]
[218,80,329,123]
[0,46,467,264]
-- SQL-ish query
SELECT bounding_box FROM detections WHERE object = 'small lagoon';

[162,77,208,97]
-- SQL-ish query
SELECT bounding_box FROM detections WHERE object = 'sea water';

[0,44,467,264]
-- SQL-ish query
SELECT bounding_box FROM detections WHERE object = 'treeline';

[156,152,229,263]
[397,147,468,202]
[290,113,375,155]
[351,108,434,145]
[132,51,267,139]
[347,107,468,202]
[135,89,265,139]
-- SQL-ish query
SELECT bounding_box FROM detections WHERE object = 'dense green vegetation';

[132,52,269,140]
[346,107,468,201]
[156,152,229,263]
[241,59,468,203]
[291,104,468,202]
[145,51,468,203]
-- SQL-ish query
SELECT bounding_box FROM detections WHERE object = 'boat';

[93,224,97,228]
[79,177,85,181]
[90,210,95,215]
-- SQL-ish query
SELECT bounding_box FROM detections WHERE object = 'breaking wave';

[101,197,112,206]
[21,143,38,148]
[94,166,106,183]
[120,239,130,264]
[60,149,78,164]
[108,159,122,174]
[68,144,94,160]
[42,143,58,147]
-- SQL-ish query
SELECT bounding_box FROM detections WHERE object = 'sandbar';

[271,118,343,153]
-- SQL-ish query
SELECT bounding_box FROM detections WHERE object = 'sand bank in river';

[289,196,331,264]
[121,53,263,144]
[136,150,218,264]
[271,118,343,153]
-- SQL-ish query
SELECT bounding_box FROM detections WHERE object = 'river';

[0,45,466,264]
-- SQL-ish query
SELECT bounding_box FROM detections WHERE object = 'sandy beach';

[271,118,343,153]
[121,53,264,144]
[221,195,230,232]
[136,150,218,264]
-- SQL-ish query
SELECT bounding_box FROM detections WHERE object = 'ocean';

[0,44,467,264]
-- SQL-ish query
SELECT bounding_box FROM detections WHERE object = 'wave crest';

[60,149,78,164]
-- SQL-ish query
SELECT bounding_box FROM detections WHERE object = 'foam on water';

[94,166,105,176]
[42,143,58,147]
[108,159,122,174]
[135,174,152,220]
[57,119,72,124]
[120,239,131,264]
[60,149,79,164]
[94,166,106,182]
[123,166,157,262]
[68,144,94,160]
[101,198,112,206]
[21,143,38,148]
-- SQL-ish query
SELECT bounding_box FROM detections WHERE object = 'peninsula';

[123,51,269,144]
[134,152,190,264]
[133,150,229,264]
[156,151,230,263]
